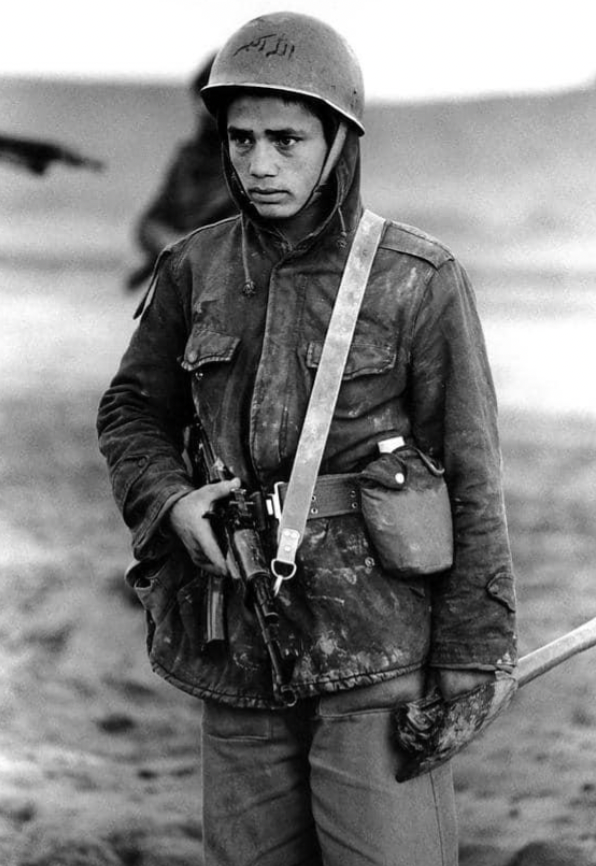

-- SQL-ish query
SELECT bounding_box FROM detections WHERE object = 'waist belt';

[268,473,361,522]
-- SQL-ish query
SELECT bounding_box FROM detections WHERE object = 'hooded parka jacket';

[97,127,517,709]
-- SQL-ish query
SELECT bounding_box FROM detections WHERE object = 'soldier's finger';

[191,523,227,574]
[203,478,241,504]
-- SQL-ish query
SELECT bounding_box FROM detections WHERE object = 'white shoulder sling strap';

[271,209,386,594]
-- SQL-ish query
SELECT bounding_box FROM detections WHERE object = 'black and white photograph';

[1,2,596,864]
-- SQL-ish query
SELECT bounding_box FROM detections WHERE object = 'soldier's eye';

[276,135,299,149]
[228,131,253,149]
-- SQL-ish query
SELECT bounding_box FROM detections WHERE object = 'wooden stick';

[518,616,596,687]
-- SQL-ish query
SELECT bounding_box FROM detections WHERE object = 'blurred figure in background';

[125,53,236,291]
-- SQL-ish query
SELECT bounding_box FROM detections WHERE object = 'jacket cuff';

[429,570,517,672]
[132,483,195,560]
[428,642,517,673]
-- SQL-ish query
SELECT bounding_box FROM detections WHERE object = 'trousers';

[201,673,458,866]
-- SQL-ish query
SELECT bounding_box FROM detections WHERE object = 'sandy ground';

[1,259,596,865]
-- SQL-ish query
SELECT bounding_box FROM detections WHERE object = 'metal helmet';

[201,12,365,134]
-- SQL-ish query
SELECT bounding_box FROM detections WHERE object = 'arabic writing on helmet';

[234,33,296,60]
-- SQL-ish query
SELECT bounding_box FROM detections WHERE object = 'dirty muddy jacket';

[97,130,516,708]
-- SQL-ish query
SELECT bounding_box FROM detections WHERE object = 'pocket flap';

[306,340,396,380]
[181,327,240,371]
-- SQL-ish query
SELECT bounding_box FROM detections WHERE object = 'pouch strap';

[271,209,386,593]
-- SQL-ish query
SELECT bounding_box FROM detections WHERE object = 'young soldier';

[98,12,516,865]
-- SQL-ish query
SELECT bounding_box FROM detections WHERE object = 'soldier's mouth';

[250,188,287,199]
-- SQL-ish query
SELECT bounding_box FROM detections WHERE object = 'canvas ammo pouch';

[358,445,453,577]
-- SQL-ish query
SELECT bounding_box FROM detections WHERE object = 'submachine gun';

[191,421,297,707]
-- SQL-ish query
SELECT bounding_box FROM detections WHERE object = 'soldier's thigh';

[202,700,323,866]
[310,676,458,866]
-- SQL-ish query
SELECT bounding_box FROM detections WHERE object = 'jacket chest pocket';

[305,339,398,418]
[181,326,241,416]
[182,326,241,374]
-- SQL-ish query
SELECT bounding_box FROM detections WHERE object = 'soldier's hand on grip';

[169,479,241,574]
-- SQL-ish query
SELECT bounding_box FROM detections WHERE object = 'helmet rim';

[201,82,365,136]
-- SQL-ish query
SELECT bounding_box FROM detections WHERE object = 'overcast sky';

[3,0,596,101]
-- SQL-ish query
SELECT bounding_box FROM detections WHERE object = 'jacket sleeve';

[409,258,517,672]
[97,251,196,559]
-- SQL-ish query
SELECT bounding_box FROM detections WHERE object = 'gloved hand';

[392,669,517,782]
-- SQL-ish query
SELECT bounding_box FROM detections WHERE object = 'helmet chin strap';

[290,120,347,222]
[316,121,348,192]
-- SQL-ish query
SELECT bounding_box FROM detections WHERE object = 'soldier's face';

[227,95,328,221]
